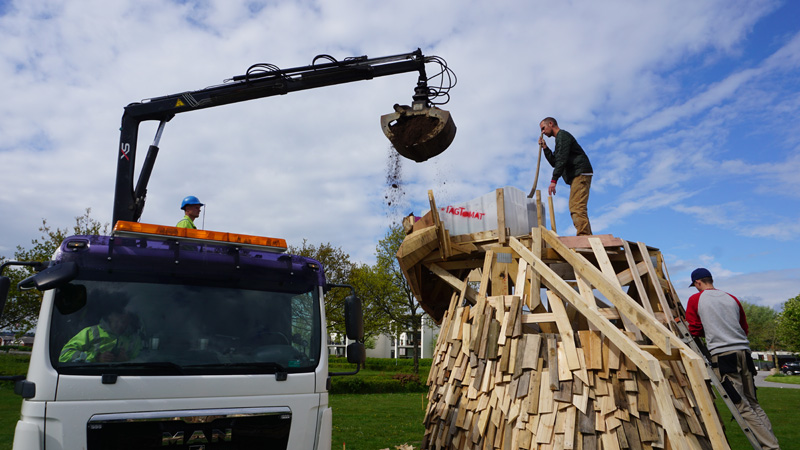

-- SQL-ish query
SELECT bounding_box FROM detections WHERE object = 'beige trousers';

[569,175,592,236]
[712,350,780,450]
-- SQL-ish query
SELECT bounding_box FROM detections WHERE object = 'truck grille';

[87,407,291,449]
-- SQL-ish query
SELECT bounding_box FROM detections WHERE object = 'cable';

[423,56,457,106]
[243,63,284,83]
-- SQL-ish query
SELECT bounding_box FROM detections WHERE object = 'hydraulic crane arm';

[113,49,452,225]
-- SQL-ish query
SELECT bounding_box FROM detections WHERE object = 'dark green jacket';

[543,129,593,185]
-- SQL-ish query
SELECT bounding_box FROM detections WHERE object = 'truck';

[0,49,456,449]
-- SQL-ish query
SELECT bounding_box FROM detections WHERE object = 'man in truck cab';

[59,307,142,363]
[177,195,204,229]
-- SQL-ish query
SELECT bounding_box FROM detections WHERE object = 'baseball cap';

[689,268,712,287]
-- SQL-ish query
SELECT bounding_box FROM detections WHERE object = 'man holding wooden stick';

[538,117,593,235]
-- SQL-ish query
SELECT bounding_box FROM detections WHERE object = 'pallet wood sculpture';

[397,189,729,450]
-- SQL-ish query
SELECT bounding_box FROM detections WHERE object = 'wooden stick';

[528,136,544,198]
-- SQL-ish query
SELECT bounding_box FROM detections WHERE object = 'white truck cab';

[1,222,365,449]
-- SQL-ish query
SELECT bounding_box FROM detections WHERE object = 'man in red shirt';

[685,268,780,449]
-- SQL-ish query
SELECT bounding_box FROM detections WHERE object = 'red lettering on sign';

[440,206,485,220]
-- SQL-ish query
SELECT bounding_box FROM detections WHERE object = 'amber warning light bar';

[113,221,288,252]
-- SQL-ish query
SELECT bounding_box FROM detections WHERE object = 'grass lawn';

[713,387,799,449]
[331,393,427,450]
[765,373,800,385]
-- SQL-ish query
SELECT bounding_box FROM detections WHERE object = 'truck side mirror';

[346,342,366,365]
[344,295,364,342]
[18,262,78,292]
[0,277,10,321]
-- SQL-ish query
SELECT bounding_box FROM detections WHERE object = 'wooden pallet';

[398,191,730,450]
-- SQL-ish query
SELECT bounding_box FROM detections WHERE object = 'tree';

[741,301,779,351]
[349,263,396,344]
[0,209,108,331]
[370,224,424,373]
[777,294,800,353]
[288,240,355,339]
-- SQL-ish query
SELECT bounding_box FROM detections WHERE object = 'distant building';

[0,331,34,347]
[328,315,440,360]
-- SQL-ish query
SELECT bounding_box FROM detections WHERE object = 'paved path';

[754,371,800,389]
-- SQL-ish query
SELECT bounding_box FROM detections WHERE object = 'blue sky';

[0,0,798,310]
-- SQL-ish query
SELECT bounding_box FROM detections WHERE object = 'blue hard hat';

[180,195,204,210]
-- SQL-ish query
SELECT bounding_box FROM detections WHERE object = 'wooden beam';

[548,195,557,233]
[679,349,731,450]
[558,234,625,249]
[496,188,507,244]
[540,229,681,355]
[622,241,655,318]
[428,190,452,260]
[427,263,479,305]
[637,242,675,326]
[529,227,543,311]
[536,190,543,228]
[508,236,661,379]
[589,237,643,341]
[546,290,581,371]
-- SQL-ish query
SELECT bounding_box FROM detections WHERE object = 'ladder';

[673,318,761,450]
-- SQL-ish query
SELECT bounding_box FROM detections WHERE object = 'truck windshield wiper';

[184,362,288,374]
[60,361,185,375]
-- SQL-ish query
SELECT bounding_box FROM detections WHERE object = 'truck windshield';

[49,279,321,376]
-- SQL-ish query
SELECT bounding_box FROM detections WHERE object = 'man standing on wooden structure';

[685,268,781,450]
[538,117,593,235]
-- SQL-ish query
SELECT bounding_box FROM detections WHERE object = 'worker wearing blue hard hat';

[177,196,204,229]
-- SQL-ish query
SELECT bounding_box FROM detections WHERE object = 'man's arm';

[549,131,573,183]
[59,327,92,362]
[685,293,704,337]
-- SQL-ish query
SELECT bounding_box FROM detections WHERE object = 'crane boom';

[113,49,450,225]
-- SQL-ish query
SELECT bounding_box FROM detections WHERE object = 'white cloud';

[0,0,797,275]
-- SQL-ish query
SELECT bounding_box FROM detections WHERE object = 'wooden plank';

[536,190,543,228]
[546,290,582,371]
[636,242,675,325]
[589,237,644,342]
[396,226,439,268]
[522,312,558,323]
[616,261,649,289]
[564,406,578,450]
[478,250,494,298]
[648,374,693,450]
[679,349,730,450]
[521,334,542,370]
[547,335,560,390]
[509,236,662,379]
[427,263,479,305]
[540,229,681,355]
[530,226,543,311]
[427,190,451,260]
[558,234,625,249]
[497,188,507,244]
[548,194,557,233]
[486,319,501,360]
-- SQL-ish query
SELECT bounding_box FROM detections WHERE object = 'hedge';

[330,373,427,394]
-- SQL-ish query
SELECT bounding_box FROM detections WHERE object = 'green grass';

[331,393,427,450]
[765,373,800,384]
[713,387,799,449]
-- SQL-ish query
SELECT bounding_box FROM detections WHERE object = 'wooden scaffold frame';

[397,189,730,450]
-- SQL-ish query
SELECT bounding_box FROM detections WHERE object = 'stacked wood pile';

[397,190,730,450]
